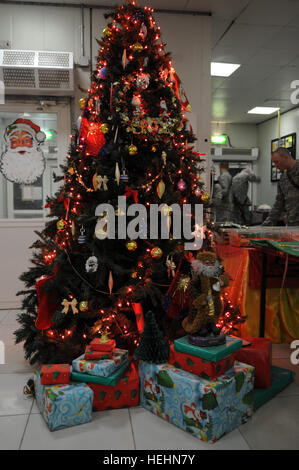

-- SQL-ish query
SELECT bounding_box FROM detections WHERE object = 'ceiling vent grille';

[0,49,74,96]
[211,146,259,161]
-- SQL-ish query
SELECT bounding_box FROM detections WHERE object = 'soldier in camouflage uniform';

[217,161,233,222]
[263,147,299,226]
[232,168,261,225]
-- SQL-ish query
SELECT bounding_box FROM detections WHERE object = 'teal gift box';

[71,360,129,386]
[139,360,254,443]
[174,335,242,362]
[34,372,93,431]
[72,348,128,378]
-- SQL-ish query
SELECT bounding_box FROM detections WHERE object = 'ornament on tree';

[115,162,121,186]
[120,167,129,183]
[93,173,109,191]
[79,98,86,109]
[182,251,230,342]
[161,151,167,167]
[178,179,186,191]
[84,121,106,156]
[78,226,87,244]
[136,73,150,90]
[122,49,128,69]
[132,94,143,116]
[151,246,163,259]
[139,23,147,41]
[134,311,170,364]
[166,255,176,278]
[157,179,165,199]
[61,298,79,315]
[126,240,138,252]
[100,123,109,134]
[98,67,108,79]
[128,144,138,156]
[133,42,143,53]
[103,27,112,38]
[151,145,157,152]
[79,301,89,312]
[201,192,210,203]
[85,256,98,273]
[57,219,65,231]
[108,270,114,294]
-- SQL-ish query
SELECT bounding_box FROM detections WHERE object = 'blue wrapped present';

[72,348,128,378]
[139,360,254,443]
[34,372,93,431]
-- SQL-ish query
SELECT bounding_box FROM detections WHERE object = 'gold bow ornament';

[61,298,79,315]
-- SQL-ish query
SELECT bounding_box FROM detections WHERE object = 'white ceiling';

[4,0,299,124]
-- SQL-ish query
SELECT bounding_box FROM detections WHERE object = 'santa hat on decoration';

[5,119,46,144]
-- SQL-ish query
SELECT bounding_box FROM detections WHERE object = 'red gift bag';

[235,337,272,389]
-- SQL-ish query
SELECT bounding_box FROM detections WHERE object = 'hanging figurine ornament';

[92,173,109,191]
[78,226,87,244]
[85,256,98,273]
[136,72,150,90]
[115,162,121,186]
[61,298,79,315]
[157,179,165,199]
[166,255,176,278]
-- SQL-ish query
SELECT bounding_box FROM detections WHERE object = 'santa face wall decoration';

[0,118,46,184]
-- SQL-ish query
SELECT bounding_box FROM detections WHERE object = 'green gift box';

[174,336,242,362]
[71,360,129,386]
[254,366,295,410]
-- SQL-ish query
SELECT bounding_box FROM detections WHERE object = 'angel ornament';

[182,251,230,347]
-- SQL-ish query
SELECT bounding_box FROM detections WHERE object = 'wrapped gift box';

[40,364,71,385]
[254,366,296,410]
[174,336,242,362]
[169,344,236,380]
[34,372,93,431]
[139,360,254,443]
[72,348,128,378]
[89,338,116,352]
[235,337,272,389]
[71,360,129,386]
[84,347,113,360]
[90,362,139,411]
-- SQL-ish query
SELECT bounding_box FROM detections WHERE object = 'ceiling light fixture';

[211,62,240,77]
[248,107,280,115]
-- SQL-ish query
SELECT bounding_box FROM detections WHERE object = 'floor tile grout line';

[18,400,34,450]
[0,413,31,418]
[238,427,253,450]
[128,409,137,450]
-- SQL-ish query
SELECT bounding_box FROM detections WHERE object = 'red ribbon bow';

[124,186,139,203]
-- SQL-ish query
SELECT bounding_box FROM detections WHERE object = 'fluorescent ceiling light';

[248,106,280,115]
[211,62,240,77]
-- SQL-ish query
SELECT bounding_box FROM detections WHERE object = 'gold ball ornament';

[79,301,89,312]
[100,123,109,134]
[201,193,210,203]
[126,240,138,251]
[151,247,163,260]
[128,144,138,156]
[133,42,143,53]
[103,27,112,38]
[57,219,65,231]
[79,98,86,109]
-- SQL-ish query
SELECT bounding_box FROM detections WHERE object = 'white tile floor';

[0,309,298,450]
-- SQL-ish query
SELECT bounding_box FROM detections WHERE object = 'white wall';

[211,122,258,148]
[257,108,299,206]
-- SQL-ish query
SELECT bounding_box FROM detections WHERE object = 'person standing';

[263,147,299,226]
[217,161,233,222]
[232,168,261,225]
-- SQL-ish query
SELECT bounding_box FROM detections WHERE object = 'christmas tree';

[135,310,170,363]
[15,0,211,365]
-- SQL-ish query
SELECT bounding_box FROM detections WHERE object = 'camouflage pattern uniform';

[263,161,299,226]
[217,171,233,222]
[210,182,223,222]
[232,171,261,225]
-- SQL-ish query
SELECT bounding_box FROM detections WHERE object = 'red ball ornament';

[178,179,186,191]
